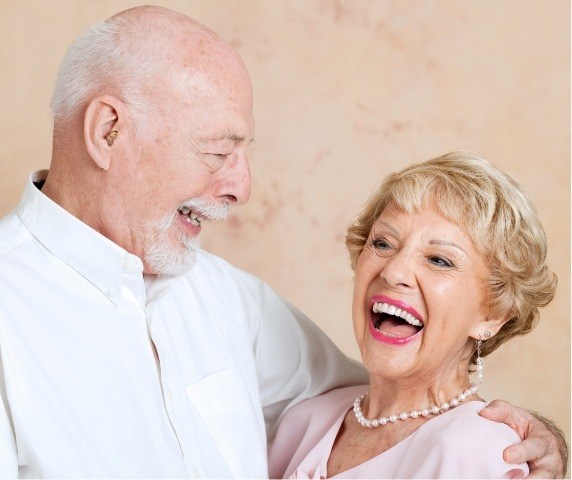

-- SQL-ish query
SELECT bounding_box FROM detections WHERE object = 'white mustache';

[179,198,230,222]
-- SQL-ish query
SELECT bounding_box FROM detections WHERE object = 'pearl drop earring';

[475,331,490,383]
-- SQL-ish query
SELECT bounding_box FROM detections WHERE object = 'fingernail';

[505,451,517,463]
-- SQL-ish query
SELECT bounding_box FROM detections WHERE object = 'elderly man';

[0,5,565,478]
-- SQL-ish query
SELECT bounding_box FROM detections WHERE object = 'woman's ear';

[471,312,511,340]
[84,95,128,171]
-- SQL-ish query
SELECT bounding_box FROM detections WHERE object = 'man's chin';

[153,256,197,277]
[145,239,199,276]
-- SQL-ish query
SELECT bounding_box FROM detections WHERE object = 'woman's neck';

[364,372,480,420]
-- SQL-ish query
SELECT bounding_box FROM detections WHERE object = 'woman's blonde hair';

[346,151,557,364]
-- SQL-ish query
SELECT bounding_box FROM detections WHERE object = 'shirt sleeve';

[241,275,368,441]
[200,251,368,442]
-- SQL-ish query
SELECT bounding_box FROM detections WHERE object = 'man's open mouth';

[177,206,203,226]
[371,302,424,338]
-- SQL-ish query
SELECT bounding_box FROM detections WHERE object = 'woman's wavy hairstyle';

[346,151,557,365]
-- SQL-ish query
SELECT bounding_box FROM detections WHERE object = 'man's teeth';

[178,207,202,226]
[372,302,423,327]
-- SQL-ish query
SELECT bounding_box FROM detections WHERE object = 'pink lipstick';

[369,295,423,345]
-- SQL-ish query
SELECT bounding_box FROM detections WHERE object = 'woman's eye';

[428,256,453,268]
[372,238,391,250]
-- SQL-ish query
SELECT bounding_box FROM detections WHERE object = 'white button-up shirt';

[0,171,366,478]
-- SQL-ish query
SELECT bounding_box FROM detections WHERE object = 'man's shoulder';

[193,248,237,272]
[190,249,265,287]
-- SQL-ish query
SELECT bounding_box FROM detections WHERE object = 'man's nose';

[215,150,251,205]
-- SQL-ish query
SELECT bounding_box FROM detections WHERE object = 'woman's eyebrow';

[429,239,468,256]
[376,220,400,236]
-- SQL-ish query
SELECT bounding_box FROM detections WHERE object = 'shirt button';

[192,466,200,477]
[165,389,173,401]
[106,287,118,298]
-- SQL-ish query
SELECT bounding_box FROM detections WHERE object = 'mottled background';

[1,0,569,468]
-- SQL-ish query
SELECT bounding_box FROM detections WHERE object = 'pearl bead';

[352,385,475,429]
[476,364,483,372]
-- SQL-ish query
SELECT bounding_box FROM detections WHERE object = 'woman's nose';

[379,249,415,289]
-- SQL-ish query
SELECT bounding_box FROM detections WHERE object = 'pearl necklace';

[353,383,478,428]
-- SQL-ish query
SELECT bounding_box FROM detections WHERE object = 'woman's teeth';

[178,207,202,226]
[372,302,423,327]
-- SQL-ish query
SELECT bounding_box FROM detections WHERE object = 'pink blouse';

[268,386,528,479]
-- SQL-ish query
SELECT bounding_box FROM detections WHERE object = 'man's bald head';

[51,5,249,126]
[45,6,254,275]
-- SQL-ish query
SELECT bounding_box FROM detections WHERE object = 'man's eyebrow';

[211,132,255,144]
[225,133,244,142]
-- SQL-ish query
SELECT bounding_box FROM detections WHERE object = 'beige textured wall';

[1,0,569,463]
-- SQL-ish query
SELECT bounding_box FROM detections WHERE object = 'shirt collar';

[17,170,144,306]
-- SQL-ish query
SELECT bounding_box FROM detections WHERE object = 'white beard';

[143,198,229,276]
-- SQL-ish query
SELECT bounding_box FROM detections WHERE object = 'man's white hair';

[50,16,162,121]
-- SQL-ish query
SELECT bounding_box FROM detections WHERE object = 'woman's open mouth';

[369,301,424,345]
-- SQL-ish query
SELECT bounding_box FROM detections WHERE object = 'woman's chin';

[360,343,421,381]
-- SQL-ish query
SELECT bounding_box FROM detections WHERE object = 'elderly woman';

[268,152,557,479]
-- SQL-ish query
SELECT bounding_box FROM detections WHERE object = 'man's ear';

[84,95,129,171]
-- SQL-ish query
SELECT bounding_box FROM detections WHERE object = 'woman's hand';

[480,400,568,478]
